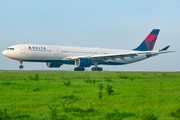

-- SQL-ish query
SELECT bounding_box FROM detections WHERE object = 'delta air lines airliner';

[2,29,173,71]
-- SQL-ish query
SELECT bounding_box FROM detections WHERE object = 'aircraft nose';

[2,50,6,56]
[2,50,8,57]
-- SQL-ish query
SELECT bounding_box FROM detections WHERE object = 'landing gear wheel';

[19,65,24,69]
[99,67,102,71]
[91,67,103,71]
[74,67,85,71]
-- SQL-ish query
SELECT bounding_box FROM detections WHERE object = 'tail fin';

[133,29,160,51]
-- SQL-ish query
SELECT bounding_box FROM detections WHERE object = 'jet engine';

[75,58,91,67]
[46,62,62,68]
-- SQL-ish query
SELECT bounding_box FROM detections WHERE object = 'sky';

[0,0,179,71]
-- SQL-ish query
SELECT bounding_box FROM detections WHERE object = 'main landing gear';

[73,59,103,71]
[19,61,24,69]
[74,67,102,71]
[91,67,103,71]
[74,67,85,71]
[91,60,103,71]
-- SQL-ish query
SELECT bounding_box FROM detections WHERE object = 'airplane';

[2,29,174,71]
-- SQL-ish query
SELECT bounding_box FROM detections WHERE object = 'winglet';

[133,29,160,51]
[159,45,170,51]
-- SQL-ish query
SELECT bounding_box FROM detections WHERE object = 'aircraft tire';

[74,67,85,71]
[91,67,103,71]
[99,67,103,71]
[19,65,24,69]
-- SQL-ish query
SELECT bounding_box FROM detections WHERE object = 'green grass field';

[0,71,180,120]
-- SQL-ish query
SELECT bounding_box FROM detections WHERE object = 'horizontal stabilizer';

[160,45,170,51]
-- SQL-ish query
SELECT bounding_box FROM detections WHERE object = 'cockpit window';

[7,48,14,50]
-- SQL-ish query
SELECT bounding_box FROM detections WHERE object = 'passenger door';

[54,47,60,56]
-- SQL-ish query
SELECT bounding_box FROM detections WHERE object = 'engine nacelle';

[75,58,91,67]
[46,62,62,68]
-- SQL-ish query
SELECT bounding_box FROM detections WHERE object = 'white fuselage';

[2,44,149,66]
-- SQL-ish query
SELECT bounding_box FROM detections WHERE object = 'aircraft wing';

[63,50,174,61]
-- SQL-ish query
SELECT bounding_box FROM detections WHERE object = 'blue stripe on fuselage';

[22,60,126,65]
[23,60,75,65]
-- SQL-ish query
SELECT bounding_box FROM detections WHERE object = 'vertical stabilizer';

[133,29,160,51]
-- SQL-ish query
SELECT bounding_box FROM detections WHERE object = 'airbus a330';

[2,29,173,71]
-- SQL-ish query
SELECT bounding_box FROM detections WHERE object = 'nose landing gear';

[19,65,24,69]
[19,61,24,69]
